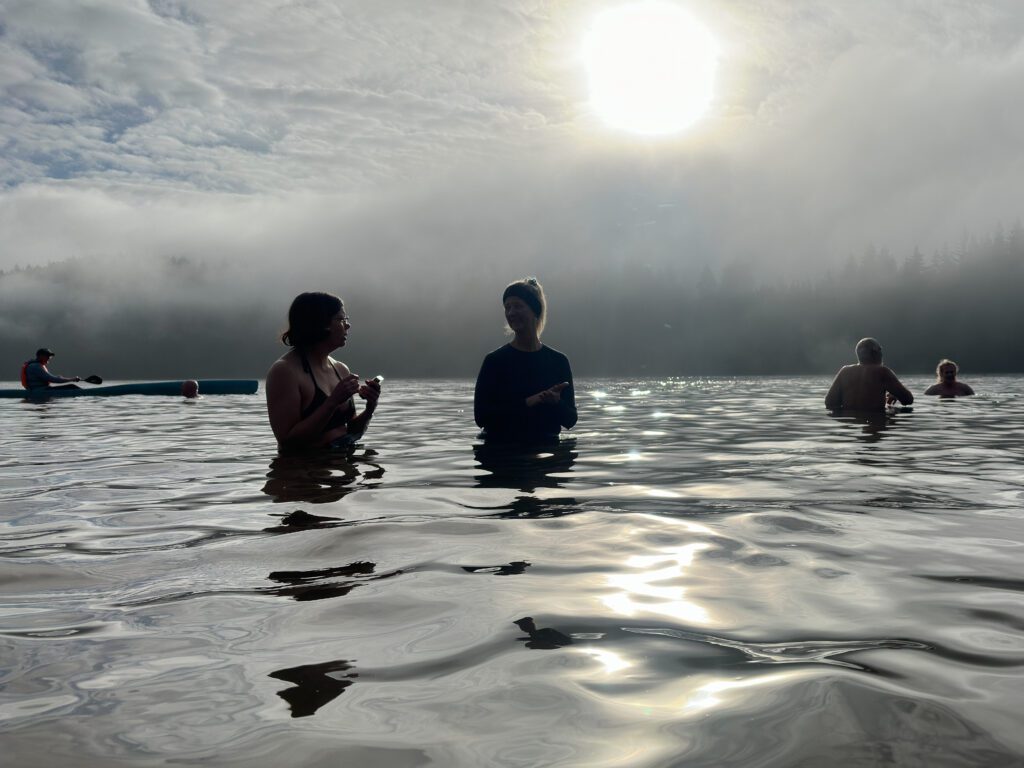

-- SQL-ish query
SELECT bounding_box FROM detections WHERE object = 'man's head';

[936,359,958,383]
[181,380,199,398]
[855,338,883,364]
[35,348,54,363]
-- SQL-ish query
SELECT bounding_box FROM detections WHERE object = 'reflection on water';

[270,659,358,718]
[472,438,577,491]
[263,508,344,533]
[827,407,913,446]
[514,617,574,649]
[2,377,1024,766]
[262,448,384,504]
[469,439,581,518]
[265,561,400,602]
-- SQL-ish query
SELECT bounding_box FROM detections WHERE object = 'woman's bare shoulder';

[328,357,351,377]
[267,352,302,380]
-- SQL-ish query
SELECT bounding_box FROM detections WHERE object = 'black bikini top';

[299,354,353,431]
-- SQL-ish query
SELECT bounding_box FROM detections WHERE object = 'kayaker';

[20,348,81,391]
[266,292,382,451]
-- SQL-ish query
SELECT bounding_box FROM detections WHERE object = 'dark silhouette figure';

[474,278,576,443]
[825,337,913,411]
[266,292,381,451]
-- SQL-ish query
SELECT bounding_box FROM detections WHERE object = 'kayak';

[0,379,259,398]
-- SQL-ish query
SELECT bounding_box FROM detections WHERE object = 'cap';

[36,347,55,358]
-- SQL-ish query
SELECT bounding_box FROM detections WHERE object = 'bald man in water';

[825,338,914,412]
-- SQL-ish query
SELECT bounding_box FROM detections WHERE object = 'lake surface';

[2,376,1023,767]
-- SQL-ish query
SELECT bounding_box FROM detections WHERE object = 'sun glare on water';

[583,1,719,136]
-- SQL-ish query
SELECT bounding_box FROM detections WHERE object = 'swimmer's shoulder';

[328,357,352,377]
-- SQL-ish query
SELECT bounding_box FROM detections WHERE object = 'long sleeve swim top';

[474,344,577,442]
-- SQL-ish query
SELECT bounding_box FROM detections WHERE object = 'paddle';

[84,375,103,385]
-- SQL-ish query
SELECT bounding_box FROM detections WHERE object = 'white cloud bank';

[2,0,1024,276]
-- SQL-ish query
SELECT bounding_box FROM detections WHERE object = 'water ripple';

[2,377,1024,766]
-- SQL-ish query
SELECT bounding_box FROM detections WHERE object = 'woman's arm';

[346,376,381,436]
[558,361,577,429]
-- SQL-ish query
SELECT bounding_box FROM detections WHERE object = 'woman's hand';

[526,381,569,407]
[329,374,361,405]
[358,376,382,409]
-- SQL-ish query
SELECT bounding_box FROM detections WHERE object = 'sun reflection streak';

[682,675,781,714]
[577,647,633,675]
[602,540,710,624]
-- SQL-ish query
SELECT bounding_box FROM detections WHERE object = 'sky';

[2,0,1024,279]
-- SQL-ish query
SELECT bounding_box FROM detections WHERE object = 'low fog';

[2,221,1021,379]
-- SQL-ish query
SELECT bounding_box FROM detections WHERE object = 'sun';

[582,1,719,136]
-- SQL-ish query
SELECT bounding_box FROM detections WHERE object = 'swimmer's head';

[502,277,546,335]
[855,337,882,364]
[936,359,958,382]
[181,379,199,398]
[282,292,343,349]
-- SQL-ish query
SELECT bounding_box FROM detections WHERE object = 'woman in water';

[474,277,577,442]
[924,359,975,397]
[266,292,381,451]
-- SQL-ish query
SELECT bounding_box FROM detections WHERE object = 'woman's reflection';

[473,438,577,493]
[469,438,580,518]
[262,447,384,505]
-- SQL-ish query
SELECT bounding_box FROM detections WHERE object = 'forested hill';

[2,227,1022,379]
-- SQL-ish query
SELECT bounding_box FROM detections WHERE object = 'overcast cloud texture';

[2,0,1024,277]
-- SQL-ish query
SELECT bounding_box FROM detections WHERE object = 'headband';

[502,283,543,318]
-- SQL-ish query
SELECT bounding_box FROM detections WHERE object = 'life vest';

[20,360,33,389]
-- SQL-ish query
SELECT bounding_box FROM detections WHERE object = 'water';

[2,376,1023,767]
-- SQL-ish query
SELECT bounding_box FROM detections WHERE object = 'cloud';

[1,0,572,195]
[1,0,1023,279]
